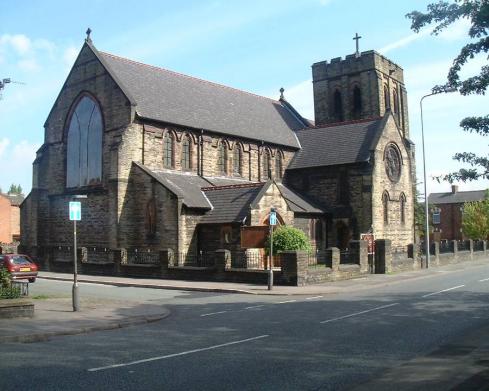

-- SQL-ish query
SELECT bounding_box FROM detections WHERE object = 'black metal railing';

[230,251,267,269]
[177,252,214,267]
[474,240,484,252]
[307,250,327,268]
[457,240,470,252]
[127,249,160,265]
[439,240,453,254]
[340,249,352,264]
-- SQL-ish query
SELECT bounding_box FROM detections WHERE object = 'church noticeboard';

[240,226,269,249]
[360,233,375,255]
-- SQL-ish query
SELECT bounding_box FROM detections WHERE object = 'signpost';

[268,208,277,291]
[69,198,85,311]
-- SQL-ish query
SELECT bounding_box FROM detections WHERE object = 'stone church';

[20,35,415,273]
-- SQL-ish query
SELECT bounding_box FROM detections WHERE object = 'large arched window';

[382,191,389,224]
[400,193,406,224]
[333,89,343,122]
[352,86,362,119]
[217,141,228,175]
[262,149,271,180]
[163,132,174,169]
[275,153,283,180]
[66,95,103,188]
[181,135,191,170]
[233,144,242,176]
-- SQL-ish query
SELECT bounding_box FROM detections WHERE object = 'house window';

[433,208,441,225]
[333,89,343,122]
[384,85,390,110]
[262,150,271,179]
[66,95,103,188]
[382,191,389,224]
[352,86,361,119]
[400,193,406,224]
[163,132,174,168]
[275,153,283,180]
[217,141,228,175]
[233,144,242,175]
[181,136,191,170]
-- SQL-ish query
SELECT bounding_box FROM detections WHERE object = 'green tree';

[462,191,489,239]
[8,184,22,194]
[407,1,489,182]
[265,226,312,255]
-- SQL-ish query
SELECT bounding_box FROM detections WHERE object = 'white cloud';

[18,58,40,72]
[378,28,431,55]
[63,46,79,68]
[0,138,10,158]
[438,18,471,41]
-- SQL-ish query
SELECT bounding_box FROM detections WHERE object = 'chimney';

[451,185,458,194]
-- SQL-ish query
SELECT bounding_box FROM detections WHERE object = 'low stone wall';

[0,299,34,319]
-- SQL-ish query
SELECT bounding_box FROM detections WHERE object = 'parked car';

[0,254,38,283]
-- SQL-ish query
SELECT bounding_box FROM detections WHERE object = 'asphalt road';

[2,262,489,390]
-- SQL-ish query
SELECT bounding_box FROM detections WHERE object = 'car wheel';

[28,278,36,283]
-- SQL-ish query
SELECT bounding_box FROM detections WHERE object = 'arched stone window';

[217,141,228,175]
[400,193,406,224]
[384,85,390,111]
[66,95,103,188]
[163,132,174,169]
[262,149,271,180]
[352,86,362,119]
[275,153,283,180]
[145,198,157,236]
[382,191,389,224]
[233,144,242,176]
[333,89,343,122]
[393,88,399,115]
[181,135,191,170]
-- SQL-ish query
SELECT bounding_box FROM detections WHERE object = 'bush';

[265,226,312,255]
[0,286,21,299]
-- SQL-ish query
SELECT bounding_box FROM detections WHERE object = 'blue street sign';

[269,210,277,226]
[69,201,81,221]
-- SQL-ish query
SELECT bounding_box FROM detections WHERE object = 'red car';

[0,254,38,283]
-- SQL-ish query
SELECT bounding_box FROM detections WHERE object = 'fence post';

[484,240,487,255]
[433,241,440,266]
[159,248,173,275]
[452,240,458,261]
[215,249,231,273]
[469,239,474,260]
[326,247,340,273]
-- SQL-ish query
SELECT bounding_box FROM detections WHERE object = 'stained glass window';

[218,141,227,174]
[233,145,242,175]
[66,95,103,188]
[163,132,174,168]
[181,136,191,170]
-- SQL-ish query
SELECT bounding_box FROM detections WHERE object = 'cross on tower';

[86,28,92,43]
[353,33,362,57]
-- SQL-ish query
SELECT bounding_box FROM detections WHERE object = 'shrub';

[0,286,21,299]
[265,226,312,255]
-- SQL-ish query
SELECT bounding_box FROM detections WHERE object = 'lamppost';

[419,87,457,268]
[69,195,87,311]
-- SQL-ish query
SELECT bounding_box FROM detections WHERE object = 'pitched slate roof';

[429,190,487,205]
[276,183,324,214]
[96,47,305,148]
[0,193,24,206]
[201,184,264,224]
[287,117,384,170]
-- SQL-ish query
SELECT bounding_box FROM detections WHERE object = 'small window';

[217,141,228,175]
[400,193,406,224]
[333,89,343,122]
[233,144,242,176]
[382,191,389,224]
[384,85,390,110]
[352,86,361,119]
[262,150,271,180]
[163,132,174,168]
[145,199,157,236]
[275,153,283,180]
[181,136,191,170]
[393,89,399,114]
[433,208,441,225]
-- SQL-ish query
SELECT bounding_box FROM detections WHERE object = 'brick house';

[429,185,487,241]
[0,192,24,243]
[20,36,415,272]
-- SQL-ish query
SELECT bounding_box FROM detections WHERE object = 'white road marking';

[277,300,297,304]
[200,311,228,317]
[305,296,323,300]
[88,335,270,372]
[479,278,489,282]
[320,303,399,324]
[245,305,265,310]
[422,285,465,298]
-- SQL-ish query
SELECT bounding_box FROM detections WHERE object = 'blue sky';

[0,0,487,197]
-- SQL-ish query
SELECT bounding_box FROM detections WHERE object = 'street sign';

[269,210,277,226]
[69,201,81,221]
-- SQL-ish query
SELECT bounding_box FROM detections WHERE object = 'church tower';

[312,50,409,139]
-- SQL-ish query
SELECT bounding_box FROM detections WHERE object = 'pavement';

[1,257,487,347]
